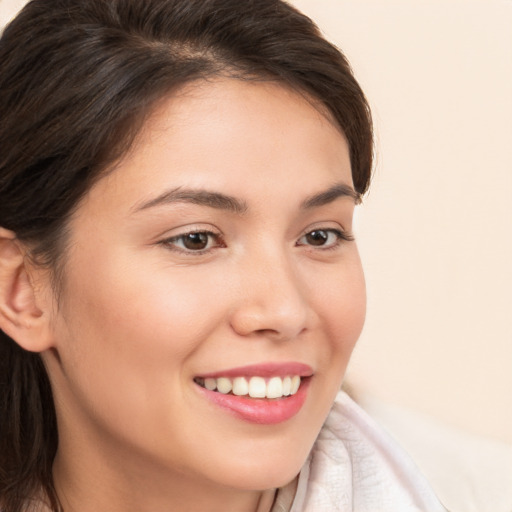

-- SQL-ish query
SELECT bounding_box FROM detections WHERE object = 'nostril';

[253,326,306,339]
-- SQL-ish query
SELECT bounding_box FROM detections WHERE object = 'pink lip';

[194,362,312,425]
[197,362,313,379]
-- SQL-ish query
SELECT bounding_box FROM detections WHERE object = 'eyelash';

[160,227,354,255]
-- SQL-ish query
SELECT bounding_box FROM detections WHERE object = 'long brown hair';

[0,1,373,510]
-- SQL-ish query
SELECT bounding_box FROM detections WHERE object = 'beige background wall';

[2,0,511,444]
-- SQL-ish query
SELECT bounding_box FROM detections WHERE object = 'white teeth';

[282,376,292,396]
[216,377,232,394]
[204,378,217,391]
[248,376,267,398]
[232,377,249,396]
[291,375,301,394]
[198,375,303,399]
[266,377,283,399]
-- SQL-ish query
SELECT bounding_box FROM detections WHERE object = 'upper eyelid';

[299,223,352,238]
[166,228,219,238]
[159,224,222,240]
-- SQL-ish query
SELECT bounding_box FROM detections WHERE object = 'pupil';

[184,232,208,250]
[306,230,328,246]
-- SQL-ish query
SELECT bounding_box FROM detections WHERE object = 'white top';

[360,394,512,512]
[272,391,447,512]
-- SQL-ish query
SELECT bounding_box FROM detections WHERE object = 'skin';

[5,79,366,512]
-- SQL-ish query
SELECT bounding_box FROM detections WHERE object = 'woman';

[0,1,446,510]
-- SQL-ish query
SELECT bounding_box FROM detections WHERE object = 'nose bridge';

[230,243,310,340]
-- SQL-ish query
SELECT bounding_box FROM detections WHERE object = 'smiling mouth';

[194,375,303,399]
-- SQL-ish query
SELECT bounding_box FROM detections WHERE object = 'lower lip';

[196,378,310,425]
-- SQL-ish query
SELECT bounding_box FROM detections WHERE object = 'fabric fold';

[274,391,447,512]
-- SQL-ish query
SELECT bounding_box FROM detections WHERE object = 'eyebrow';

[133,182,360,215]
[133,187,248,215]
[301,183,361,208]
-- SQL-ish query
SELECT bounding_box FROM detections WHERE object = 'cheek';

[71,245,211,326]
[309,256,366,380]
[316,257,366,339]
[113,262,229,353]
[55,251,233,393]
[51,252,229,439]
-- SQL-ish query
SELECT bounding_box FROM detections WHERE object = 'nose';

[229,250,311,341]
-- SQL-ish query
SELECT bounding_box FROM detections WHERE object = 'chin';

[225,466,302,492]
[213,442,312,492]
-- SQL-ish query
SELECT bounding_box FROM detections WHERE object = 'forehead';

[83,78,353,214]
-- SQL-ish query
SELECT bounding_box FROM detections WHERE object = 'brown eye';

[304,230,329,246]
[163,230,222,253]
[297,228,351,249]
[182,232,209,250]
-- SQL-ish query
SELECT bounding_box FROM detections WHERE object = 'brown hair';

[0,0,373,510]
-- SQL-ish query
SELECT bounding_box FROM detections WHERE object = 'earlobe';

[0,227,54,352]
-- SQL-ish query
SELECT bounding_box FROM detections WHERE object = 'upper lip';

[197,362,314,379]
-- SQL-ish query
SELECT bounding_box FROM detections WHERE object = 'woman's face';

[44,79,366,495]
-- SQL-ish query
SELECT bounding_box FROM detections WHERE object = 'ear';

[0,228,54,352]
